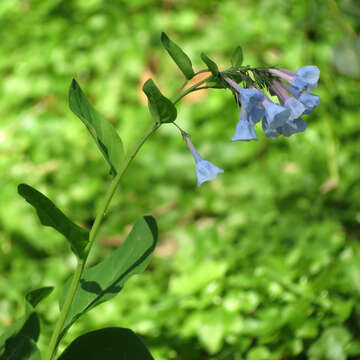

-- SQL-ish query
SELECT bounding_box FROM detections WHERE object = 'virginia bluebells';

[176,63,319,186]
[182,132,224,187]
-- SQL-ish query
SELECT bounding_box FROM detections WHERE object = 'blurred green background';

[1,0,360,359]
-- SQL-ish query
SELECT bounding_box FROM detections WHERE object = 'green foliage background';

[1,0,360,359]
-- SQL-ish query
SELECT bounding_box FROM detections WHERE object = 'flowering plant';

[0,33,320,360]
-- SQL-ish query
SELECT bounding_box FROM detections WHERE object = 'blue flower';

[196,160,224,187]
[184,135,224,186]
[298,93,320,114]
[271,81,305,120]
[262,118,280,139]
[262,97,290,129]
[223,76,264,112]
[231,107,258,141]
[278,117,307,137]
[270,66,320,93]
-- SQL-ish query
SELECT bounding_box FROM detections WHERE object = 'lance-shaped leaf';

[18,184,89,259]
[58,216,157,339]
[0,287,53,360]
[231,46,243,67]
[201,52,219,76]
[142,79,177,123]
[69,79,124,176]
[58,327,154,360]
[161,32,195,80]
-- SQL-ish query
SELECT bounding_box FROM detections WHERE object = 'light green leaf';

[142,79,177,124]
[58,327,154,360]
[161,32,195,79]
[59,216,157,337]
[18,184,89,259]
[69,79,124,175]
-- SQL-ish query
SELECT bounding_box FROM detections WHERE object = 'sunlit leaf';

[18,184,89,259]
[161,32,195,80]
[69,79,124,175]
[58,327,154,360]
[59,216,157,338]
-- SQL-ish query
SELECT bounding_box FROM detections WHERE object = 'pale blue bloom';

[231,107,258,141]
[262,118,280,139]
[184,135,224,186]
[223,76,264,112]
[278,118,307,137]
[298,93,320,114]
[262,97,290,129]
[270,66,320,94]
[296,66,320,91]
[248,105,265,125]
[283,97,306,120]
[271,81,306,120]
[196,160,224,187]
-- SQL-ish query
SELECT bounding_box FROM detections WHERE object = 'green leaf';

[142,79,177,124]
[0,336,41,360]
[161,32,195,80]
[59,216,157,337]
[0,287,53,359]
[231,46,243,67]
[200,52,219,76]
[69,79,124,175]
[58,327,154,360]
[18,184,89,259]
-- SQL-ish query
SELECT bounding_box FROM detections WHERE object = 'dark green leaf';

[0,287,53,359]
[26,286,54,308]
[59,216,157,337]
[200,53,219,76]
[231,46,243,67]
[69,79,124,175]
[161,32,195,80]
[18,184,89,259]
[206,75,226,89]
[0,336,41,360]
[142,79,177,123]
[58,327,154,360]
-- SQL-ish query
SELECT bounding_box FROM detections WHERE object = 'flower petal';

[196,160,224,187]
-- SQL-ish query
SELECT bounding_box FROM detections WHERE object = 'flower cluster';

[181,66,320,186]
[224,65,320,141]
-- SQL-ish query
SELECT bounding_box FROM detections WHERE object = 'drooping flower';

[278,117,307,137]
[261,96,291,129]
[269,65,320,94]
[271,81,306,120]
[184,134,224,187]
[262,118,280,139]
[298,92,320,114]
[223,76,264,113]
[231,106,258,142]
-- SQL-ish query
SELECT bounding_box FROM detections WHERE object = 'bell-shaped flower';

[184,135,224,187]
[262,118,280,139]
[231,107,258,142]
[223,76,264,112]
[270,65,320,93]
[262,96,290,129]
[271,81,305,120]
[298,92,320,114]
[278,118,307,137]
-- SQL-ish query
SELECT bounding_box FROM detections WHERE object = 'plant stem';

[172,76,211,104]
[45,121,160,360]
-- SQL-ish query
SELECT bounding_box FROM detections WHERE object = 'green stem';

[45,121,160,360]
[172,76,211,104]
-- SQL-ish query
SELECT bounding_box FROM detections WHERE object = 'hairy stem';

[45,121,160,360]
